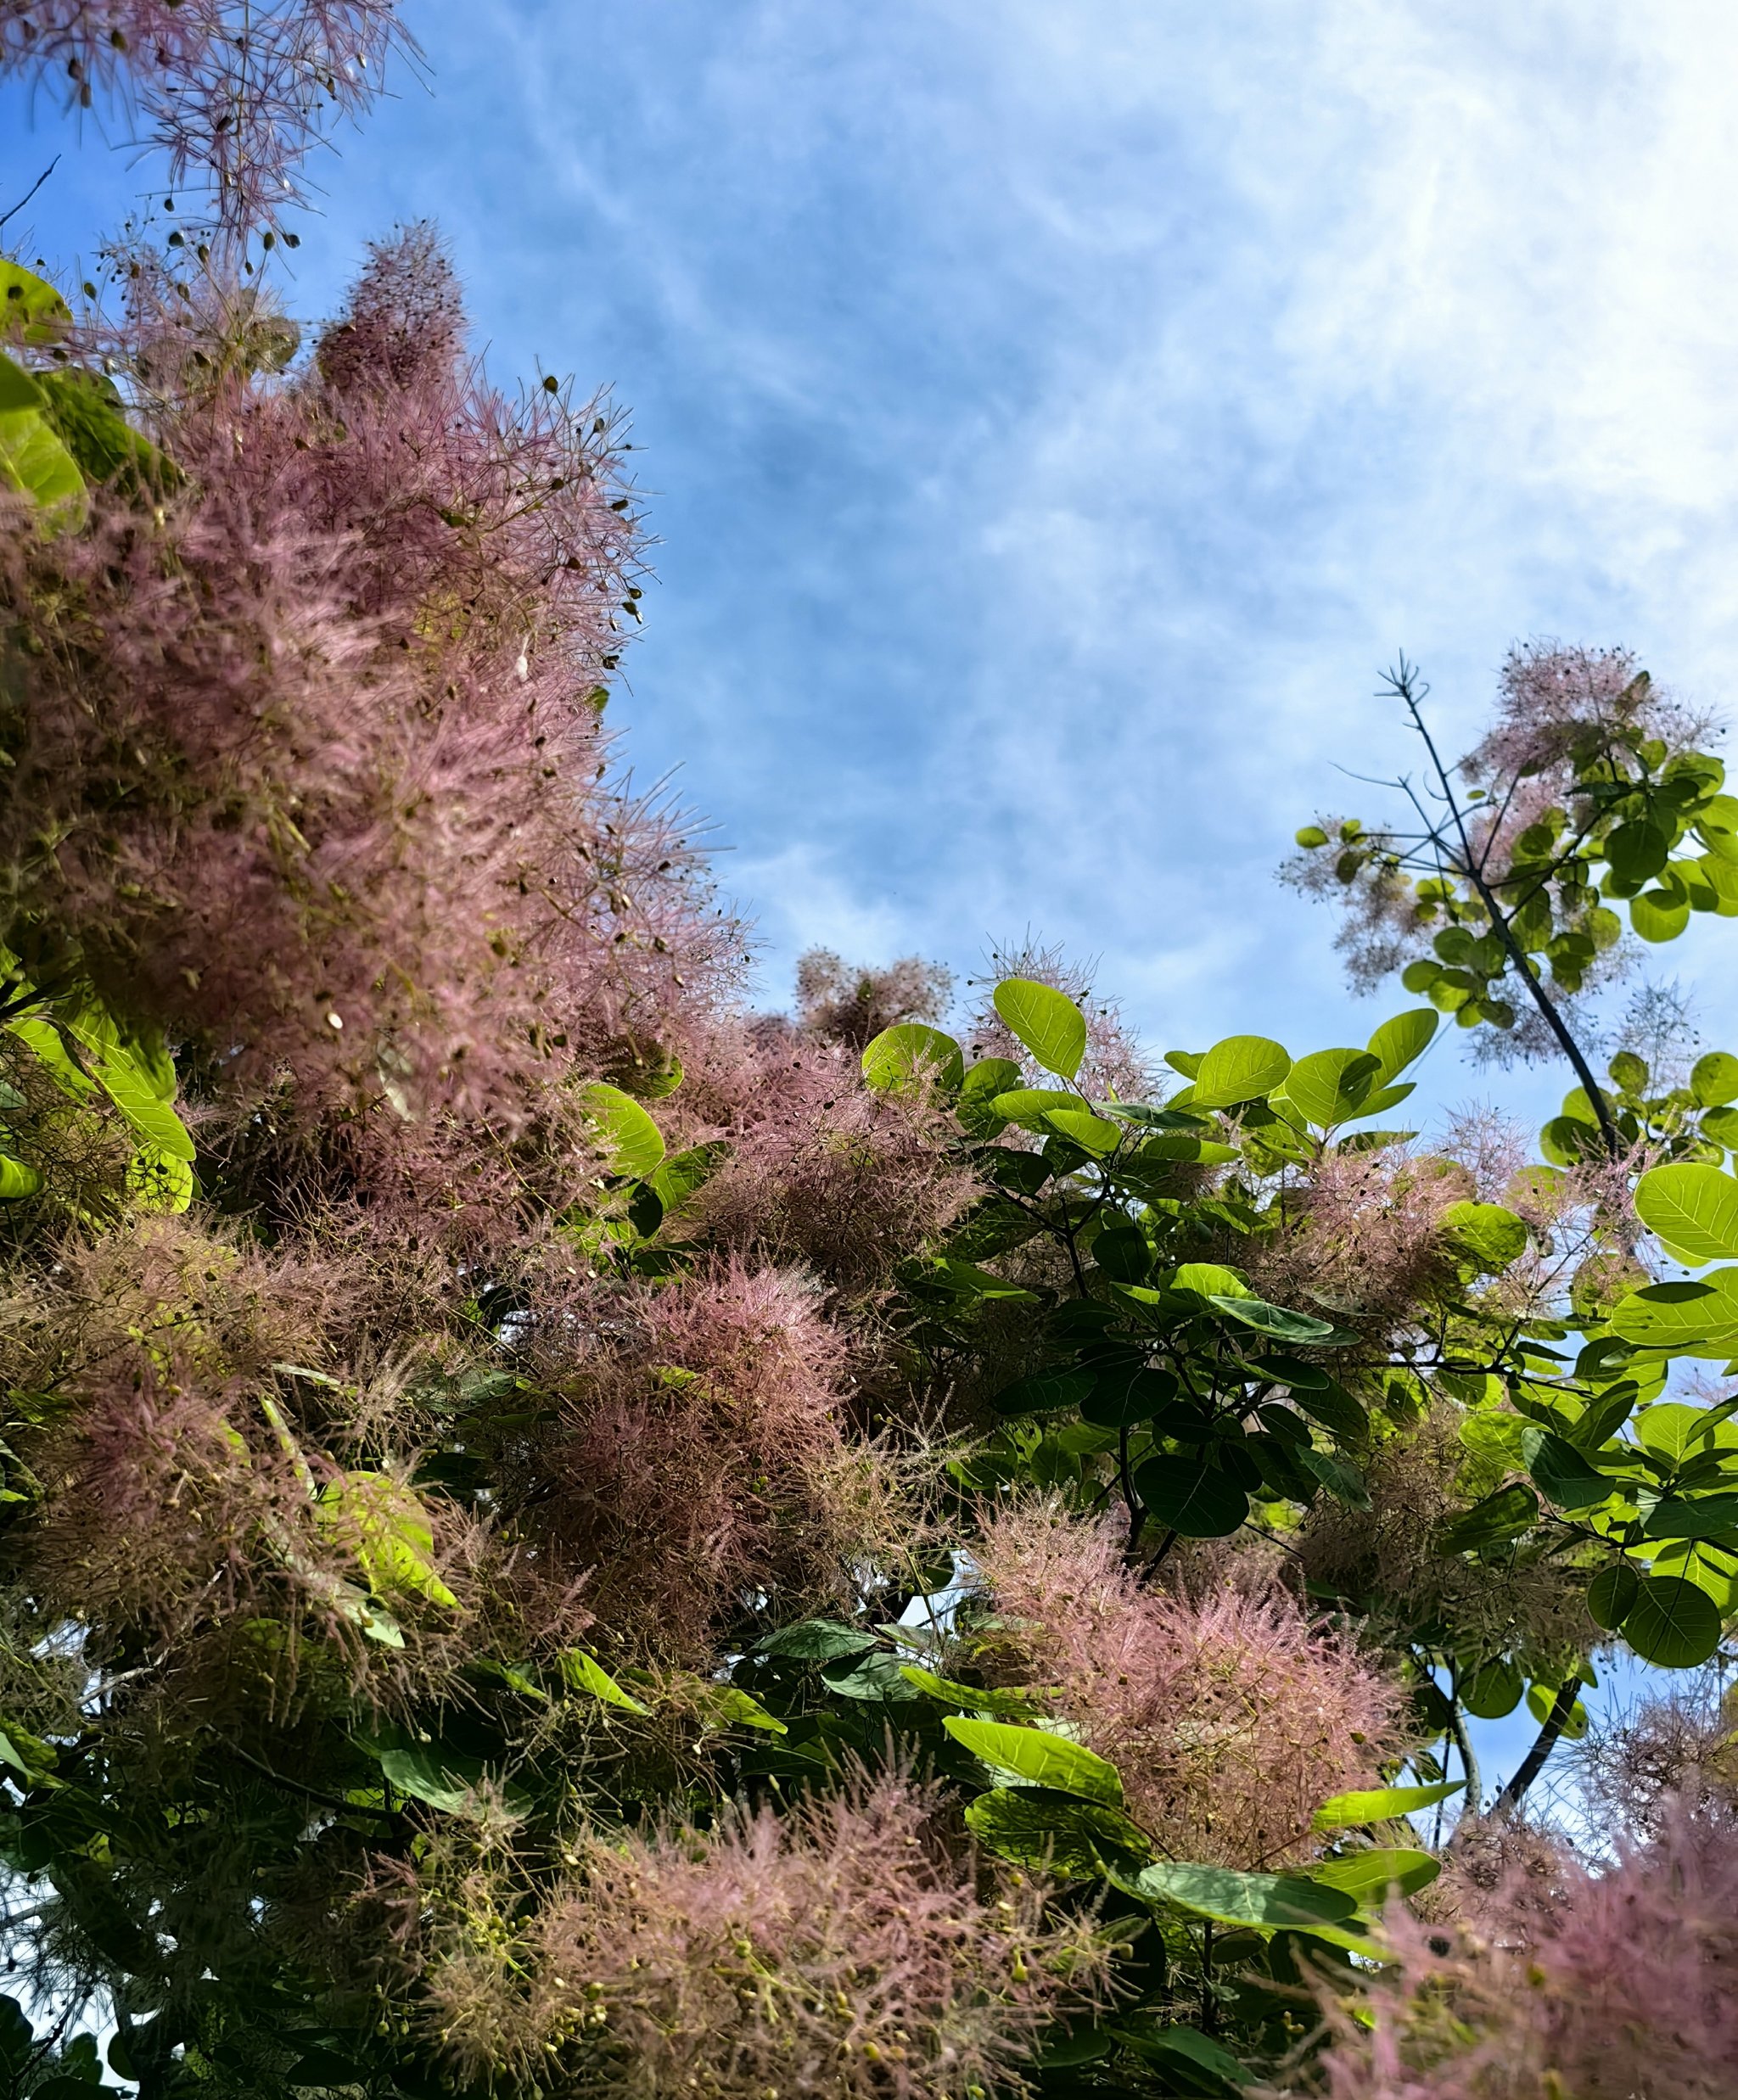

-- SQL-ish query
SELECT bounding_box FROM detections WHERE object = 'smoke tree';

[2,16,1736,2099]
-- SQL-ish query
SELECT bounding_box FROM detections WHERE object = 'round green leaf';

[1366,1007,1439,1080]
[1191,1034,1292,1109]
[993,1369,1096,1417]
[1586,1561,1640,1630]
[942,1716,1124,1805]
[0,260,72,345]
[1135,1860,1356,1933]
[1524,1683,1588,1740]
[1631,888,1691,943]
[1309,1847,1441,1902]
[1605,818,1670,885]
[1610,1276,1738,1356]
[861,1022,963,1095]
[964,1789,1153,1879]
[1634,1162,1738,1265]
[1460,1659,1522,1719]
[1277,1047,1382,1128]
[1207,1293,1341,1345]
[1091,1225,1152,1282]
[1622,1574,1724,1668]
[579,1081,666,1179]
[1694,1051,1738,1106]
[1441,1200,1528,1272]
[992,978,1087,1080]
[1134,1454,1250,1537]
[1523,1428,1617,1512]
[1081,1365,1178,1429]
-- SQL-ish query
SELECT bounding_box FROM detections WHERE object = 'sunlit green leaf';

[943,1716,1124,1806]
[993,979,1087,1080]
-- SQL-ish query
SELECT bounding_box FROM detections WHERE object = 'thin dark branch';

[1492,1678,1579,1816]
[1389,662,1622,1158]
[0,157,60,232]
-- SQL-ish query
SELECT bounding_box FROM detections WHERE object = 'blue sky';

[12,0,1738,1116]
[8,0,1738,1793]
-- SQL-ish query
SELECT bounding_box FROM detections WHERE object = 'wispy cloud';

[10,0,1738,1089]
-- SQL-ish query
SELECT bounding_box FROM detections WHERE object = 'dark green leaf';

[995,1369,1096,1417]
[964,1788,1153,1878]
[1524,1430,1617,1511]
[1623,1575,1723,1667]
[1586,1562,1640,1629]
[1435,1484,1539,1555]
[756,1619,878,1662]
[1134,1455,1250,1537]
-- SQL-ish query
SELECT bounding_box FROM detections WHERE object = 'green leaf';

[1623,1574,1724,1667]
[36,367,177,494]
[1631,888,1691,943]
[1610,1275,1738,1356]
[1461,1660,1523,1719]
[1207,1294,1342,1345]
[897,1666,1051,1716]
[957,1056,1023,1134]
[1291,1380,1369,1445]
[0,350,85,521]
[1135,1860,1357,1933]
[1276,1048,1381,1128]
[580,1081,665,1178]
[707,1688,788,1733]
[1311,1780,1464,1831]
[1634,1162,1738,1265]
[993,978,1088,1080]
[1130,2026,1250,2089]
[1134,1454,1250,1537]
[1309,1847,1440,1902]
[1191,1034,1292,1109]
[1691,1051,1738,1106]
[943,1716,1124,1805]
[560,1649,650,1713]
[1044,1107,1123,1155]
[1297,1448,1371,1509]
[1642,1495,1738,1540]
[755,1618,878,1662]
[964,1789,1154,1878]
[1081,1365,1178,1429]
[1435,1483,1539,1555]
[0,258,72,344]
[1366,1008,1439,1080]
[1170,1261,1253,1299]
[315,1472,457,1609]
[861,1022,963,1095]
[1441,1201,1528,1271]
[1523,1429,1617,1512]
[0,1156,42,1200]
[1586,1562,1640,1629]
[994,1369,1096,1417]
[989,1087,1082,1133]
[648,1140,729,1215]
[365,1737,489,1816]
[1606,818,1671,885]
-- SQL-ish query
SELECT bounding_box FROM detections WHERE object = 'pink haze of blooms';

[1314,1806,1738,2100]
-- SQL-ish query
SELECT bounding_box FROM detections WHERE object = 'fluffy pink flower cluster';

[418,1769,1109,2100]
[1,230,740,1126]
[0,2,412,233]
[1314,1807,1738,2100]
[970,1503,1404,1868]
[532,1259,877,1657]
